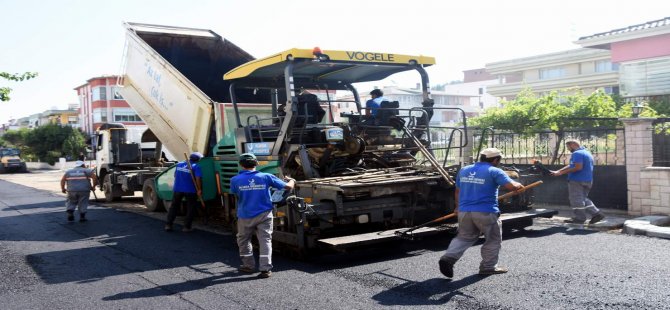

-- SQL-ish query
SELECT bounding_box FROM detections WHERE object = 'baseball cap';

[239,153,257,161]
[480,148,502,159]
[75,160,85,167]
[189,152,204,161]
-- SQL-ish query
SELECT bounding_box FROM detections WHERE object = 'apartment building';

[74,75,145,135]
[485,48,619,99]
[575,16,670,97]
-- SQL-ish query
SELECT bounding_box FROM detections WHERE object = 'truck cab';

[0,147,27,173]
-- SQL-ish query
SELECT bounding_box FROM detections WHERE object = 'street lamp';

[632,101,644,118]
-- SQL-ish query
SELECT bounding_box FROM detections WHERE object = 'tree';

[1,72,38,101]
[471,88,659,163]
[24,124,85,165]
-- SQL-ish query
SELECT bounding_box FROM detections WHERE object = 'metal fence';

[473,127,625,166]
[653,118,670,167]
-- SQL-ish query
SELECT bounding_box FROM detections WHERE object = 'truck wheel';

[103,174,121,202]
[19,163,28,173]
[0,165,5,174]
[142,179,165,212]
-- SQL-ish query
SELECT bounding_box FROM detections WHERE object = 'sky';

[1,0,669,123]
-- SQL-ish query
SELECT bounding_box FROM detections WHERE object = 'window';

[539,67,565,80]
[112,86,124,100]
[67,116,78,124]
[92,86,107,101]
[595,60,619,73]
[603,86,619,95]
[93,109,107,123]
[114,111,142,122]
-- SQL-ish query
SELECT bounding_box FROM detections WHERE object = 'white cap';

[480,148,502,159]
[75,160,85,167]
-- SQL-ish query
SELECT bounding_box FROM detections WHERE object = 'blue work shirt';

[365,96,387,117]
[173,161,202,193]
[567,146,594,182]
[230,170,287,219]
[456,162,513,213]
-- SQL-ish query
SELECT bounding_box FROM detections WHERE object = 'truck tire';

[103,174,122,202]
[19,163,28,173]
[142,179,165,212]
[0,165,5,174]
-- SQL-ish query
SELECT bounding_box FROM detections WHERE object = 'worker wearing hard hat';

[60,160,98,222]
[230,153,295,279]
[165,152,203,232]
[439,148,523,278]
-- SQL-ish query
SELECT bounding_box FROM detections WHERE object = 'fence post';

[621,117,655,215]
[461,127,476,165]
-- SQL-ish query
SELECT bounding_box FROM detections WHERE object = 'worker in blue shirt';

[165,152,203,232]
[439,148,523,278]
[230,153,295,278]
[551,139,605,224]
[365,89,387,121]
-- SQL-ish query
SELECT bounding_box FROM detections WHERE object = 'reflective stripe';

[66,177,88,180]
[240,254,253,257]
[259,255,270,258]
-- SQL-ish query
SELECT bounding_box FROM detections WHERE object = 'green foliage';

[1,71,38,102]
[472,88,625,135]
[3,125,85,164]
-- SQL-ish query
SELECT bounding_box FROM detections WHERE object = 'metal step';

[317,208,558,250]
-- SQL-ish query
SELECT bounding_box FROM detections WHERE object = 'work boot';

[181,227,194,233]
[257,271,272,278]
[479,266,509,275]
[67,211,74,222]
[79,213,87,222]
[237,266,255,274]
[563,218,585,224]
[439,258,454,278]
[589,213,605,224]
[164,224,173,232]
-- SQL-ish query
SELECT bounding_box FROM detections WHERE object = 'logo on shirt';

[461,170,485,185]
[238,178,267,191]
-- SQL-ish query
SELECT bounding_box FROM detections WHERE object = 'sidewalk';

[533,203,630,231]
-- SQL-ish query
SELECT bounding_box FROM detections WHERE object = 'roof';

[576,17,670,48]
[223,48,435,90]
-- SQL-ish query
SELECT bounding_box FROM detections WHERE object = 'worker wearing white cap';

[439,148,523,278]
[60,160,98,222]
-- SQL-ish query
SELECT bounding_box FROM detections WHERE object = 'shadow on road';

[371,275,487,306]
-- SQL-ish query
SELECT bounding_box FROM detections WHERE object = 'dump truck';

[117,22,556,256]
[100,22,259,207]
[0,147,28,173]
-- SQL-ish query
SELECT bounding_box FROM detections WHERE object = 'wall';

[622,118,670,215]
[611,33,670,63]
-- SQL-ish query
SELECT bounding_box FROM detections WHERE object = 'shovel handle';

[497,180,543,201]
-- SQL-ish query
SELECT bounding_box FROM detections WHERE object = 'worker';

[164,152,203,233]
[365,89,386,120]
[60,160,98,222]
[550,139,605,224]
[439,148,523,278]
[230,153,295,278]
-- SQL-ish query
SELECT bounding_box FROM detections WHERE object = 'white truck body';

[118,23,220,157]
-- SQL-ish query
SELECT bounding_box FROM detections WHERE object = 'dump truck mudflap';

[317,208,558,251]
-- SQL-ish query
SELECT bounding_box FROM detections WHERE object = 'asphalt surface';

[1,172,669,309]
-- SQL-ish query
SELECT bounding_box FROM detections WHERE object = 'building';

[485,48,619,99]
[575,16,670,98]
[74,75,145,135]
[443,69,500,110]
[40,105,80,128]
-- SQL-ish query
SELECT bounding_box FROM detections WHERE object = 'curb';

[623,216,670,239]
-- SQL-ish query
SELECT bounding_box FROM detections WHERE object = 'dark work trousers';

[166,192,198,229]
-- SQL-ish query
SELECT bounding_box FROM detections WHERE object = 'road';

[1,171,669,309]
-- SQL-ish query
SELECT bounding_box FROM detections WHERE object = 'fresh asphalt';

[0,177,669,310]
